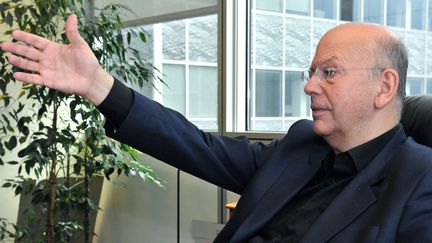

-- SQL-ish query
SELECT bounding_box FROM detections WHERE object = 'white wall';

[93,154,220,243]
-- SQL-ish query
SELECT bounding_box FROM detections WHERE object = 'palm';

[1,14,111,104]
[38,39,99,96]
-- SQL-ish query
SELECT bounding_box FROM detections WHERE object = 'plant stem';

[46,92,59,243]
[84,144,90,243]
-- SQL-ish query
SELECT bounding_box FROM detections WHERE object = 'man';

[2,15,432,242]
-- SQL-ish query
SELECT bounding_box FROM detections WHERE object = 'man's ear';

[375,69,399,109]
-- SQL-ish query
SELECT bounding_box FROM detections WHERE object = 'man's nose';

[304,74,321,96]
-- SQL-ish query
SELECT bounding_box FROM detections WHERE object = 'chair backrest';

[401,95,432,147]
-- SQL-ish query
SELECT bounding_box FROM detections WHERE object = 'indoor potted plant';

[0,0,164,242]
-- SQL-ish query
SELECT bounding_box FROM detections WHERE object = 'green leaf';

[0,143,4,156]
[5,136,17,150]
[73,162,81,175]
[5,12,13,27]
[127,31,131,45]
[139,32,146,42]
[104,167,114,180]
[14,185,23,195]
[2,182,12,188]
[6,161,19,165]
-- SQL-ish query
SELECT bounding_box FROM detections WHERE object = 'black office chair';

[401,95,432,147]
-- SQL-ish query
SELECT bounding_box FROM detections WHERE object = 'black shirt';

[249,125,400,242]
[97,78,400,242]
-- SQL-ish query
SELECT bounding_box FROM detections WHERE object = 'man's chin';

[312,120,331,137]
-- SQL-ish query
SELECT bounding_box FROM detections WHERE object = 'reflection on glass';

[285,17,311,68]
[189,66,217,118]
[427,79,432,94]
[255,70,282,117]
[387,0,406,27]
[364,0,384,24]
[163,64,186,114]
[407,78,424,95]
[313,0,336,19]
[429,0,432,31]
[340,0,361,21]
[286,0,310,16]
[162,21,185,60]
[411,0,426,30]
[285,71,304,117]
[189,15,217,62]
[255,0,283,12]
[253,14,284,66]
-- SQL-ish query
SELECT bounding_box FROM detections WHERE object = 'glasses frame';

[301,67,385,85]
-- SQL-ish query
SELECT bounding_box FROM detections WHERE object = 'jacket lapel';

[227,144,326,242]
[300,170,376,243]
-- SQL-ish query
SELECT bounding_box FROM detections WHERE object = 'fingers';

[11,30,50,50]
[65,14,86,47]
[1,41,41,62]
[8,55,40,73]
[13,72,43,86]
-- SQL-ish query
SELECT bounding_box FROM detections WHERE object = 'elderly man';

[2,15,432,242]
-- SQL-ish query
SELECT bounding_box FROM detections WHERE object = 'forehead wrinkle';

[311,55,343,68]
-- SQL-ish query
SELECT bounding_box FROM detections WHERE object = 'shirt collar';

[348,124,401,172]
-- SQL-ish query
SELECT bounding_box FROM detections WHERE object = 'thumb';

[65,14,86,46]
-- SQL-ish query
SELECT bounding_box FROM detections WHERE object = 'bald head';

[317,23,408,112]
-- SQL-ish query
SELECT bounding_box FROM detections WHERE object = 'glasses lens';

[301,70,311,84]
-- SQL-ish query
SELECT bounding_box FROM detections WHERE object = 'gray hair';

[374,35,408,111]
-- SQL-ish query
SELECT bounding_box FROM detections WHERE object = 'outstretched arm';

[0,14,113,105]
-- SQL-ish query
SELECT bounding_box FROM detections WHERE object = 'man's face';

[304,27,380,146]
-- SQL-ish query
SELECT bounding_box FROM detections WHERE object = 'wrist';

[85,68,114,106]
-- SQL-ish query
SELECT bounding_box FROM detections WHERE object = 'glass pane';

[406,78,424,95]
[411,0,426,30]
[364,0,384,24]
[429,0,432,31]
[254,70,282,117]
[312,20,337,55]
[252,14,284,66]
[162,64,186,114]
[163,21,186,60]
[255,0,283,12]
[286,0,310,16]
[387,0,406,27]
[188,66,217,118]
[285,17,311,68]
[189,15,217,63]
[406,31,426,75]
[427,79,432,94]
[285,71,305,117]
[428,33,432,76]
[313,0,336,19]
[340,0,361,21]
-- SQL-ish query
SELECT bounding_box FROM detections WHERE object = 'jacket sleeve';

[104,90,279,194]
[397,166,432,242]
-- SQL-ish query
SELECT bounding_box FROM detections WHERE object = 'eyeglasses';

[301,67,385,85]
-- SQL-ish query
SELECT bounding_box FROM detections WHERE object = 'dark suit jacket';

[105,91,432,243]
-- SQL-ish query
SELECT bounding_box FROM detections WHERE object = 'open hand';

[1,14,113,105]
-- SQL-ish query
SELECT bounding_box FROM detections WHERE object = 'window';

[340,0,361,21]
[427,79,432,94]
[255,0,283,12]
[387,0,406,27]
[245,0,432,133]
[286,0,310,16]
[313,0,337,19]
[407,78,425,95]
[410,0,426,30]
[128,15,218,131]
[364,0,384,24]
